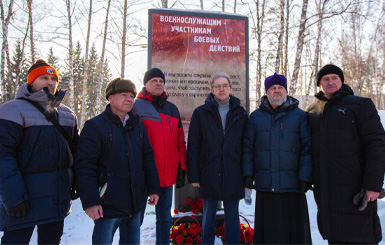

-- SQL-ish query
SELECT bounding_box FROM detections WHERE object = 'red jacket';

[133,88,186,187]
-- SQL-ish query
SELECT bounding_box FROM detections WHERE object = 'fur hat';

[105,78,137,100]
[27,59,59,85]
[316,64,344,86]
[264,73,287,91]
[143,68,165,85]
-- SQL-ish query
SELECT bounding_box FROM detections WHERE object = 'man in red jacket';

[133,67,187,244]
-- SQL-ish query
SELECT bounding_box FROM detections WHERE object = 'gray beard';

[267,94,287,108]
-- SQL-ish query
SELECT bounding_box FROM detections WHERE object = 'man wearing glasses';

[187,72,248,244]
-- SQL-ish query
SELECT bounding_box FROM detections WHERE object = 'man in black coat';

[75,78,160,244]
[187,72,248,244]
[306,64,385,244]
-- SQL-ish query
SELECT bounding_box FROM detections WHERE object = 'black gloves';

[175,166,186,189]
[353,189,367,211]
[71,188,80,200]
[299,181,312,194]
[6,201,30,218]
[243,176,254,189]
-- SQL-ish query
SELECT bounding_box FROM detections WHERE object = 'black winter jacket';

[187,94,248,200]
[306,84,385,243]
[75,105,160,218]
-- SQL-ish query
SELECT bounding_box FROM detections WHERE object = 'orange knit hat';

[27,59,59,85]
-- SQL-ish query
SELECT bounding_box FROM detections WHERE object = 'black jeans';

[1,220,64,245]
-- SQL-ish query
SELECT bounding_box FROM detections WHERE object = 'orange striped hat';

[27,59,59,85]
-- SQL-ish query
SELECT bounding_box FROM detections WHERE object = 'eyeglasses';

[213,84,230,90]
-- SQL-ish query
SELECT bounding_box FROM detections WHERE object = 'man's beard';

[267,93,287,107]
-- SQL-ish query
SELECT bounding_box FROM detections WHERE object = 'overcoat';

[306,84,385,243]
[187,94,248,200]
[75,105,160,218]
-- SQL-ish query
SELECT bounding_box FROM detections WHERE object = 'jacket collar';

[137,87,168,106]
[16,83,66,110]
[259,95,299,114]
[104,104,138,127]
[315,84,354,102]
[204,93,240,111]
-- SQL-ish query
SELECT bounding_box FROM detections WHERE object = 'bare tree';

[0,0,14,102]
[288,0,309,96]
[80,0,93,128]
[200,0,204,10]
[66,0,75,109]
[275,0,285,72]
[121,0,128,78]
[95,0,112,114]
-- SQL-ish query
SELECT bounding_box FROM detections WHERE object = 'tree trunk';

[80,0,93,128]
[95,0,111,114]
[283,0,290,77]
[0,0,14,102]
[162,0,167,8]
[222,0,225,12]
[255,0,266,106]
[66,0,75,109]
[288,0,308,96]
[275,0,285,73]
[200,0,203,10]
[27,0,35,63]
[121,0,128,78]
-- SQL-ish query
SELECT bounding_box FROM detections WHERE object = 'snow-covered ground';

[1,191,385,244]
[2,111,385,244]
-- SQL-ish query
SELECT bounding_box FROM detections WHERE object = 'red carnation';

[175,234,184,244]
[179,223,186,231]
[185,236,193,245]
[186,198,191,204]
[189,228,197,237]
[195,236,202,244]
[173,208,178,214]
[181,208,185,213]
[193,208,200,214]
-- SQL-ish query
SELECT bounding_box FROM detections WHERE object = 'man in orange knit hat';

[0,59,79,244]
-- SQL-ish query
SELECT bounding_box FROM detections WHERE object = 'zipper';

[167,115,172,135]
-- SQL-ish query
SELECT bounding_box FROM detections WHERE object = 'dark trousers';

[1,221,64,245]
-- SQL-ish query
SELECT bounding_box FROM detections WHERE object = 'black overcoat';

[306,84,385,243]
[187,94,248,200]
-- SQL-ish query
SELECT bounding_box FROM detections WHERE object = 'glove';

[71,188,80,200]
[299,181,312,194]
[379,188,385,199]
[243,176,254,189]
[6,201,30,218]
[353,189,367,211]
[175,166,186,189]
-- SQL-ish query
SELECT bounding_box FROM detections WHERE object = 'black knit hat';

[105,78,137,100]
[143,68,165,85]
[317,64,344,86]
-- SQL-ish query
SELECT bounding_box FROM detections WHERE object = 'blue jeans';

[155,186,173,245]
[92,216,140,245]
[1,221,64,245]
[202,198,240,244]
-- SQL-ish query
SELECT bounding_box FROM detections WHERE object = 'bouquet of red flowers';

[170,216,202,244]
[216,215,254,244]
[174,197,203,214]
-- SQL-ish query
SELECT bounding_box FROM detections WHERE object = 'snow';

[1,191,385,244]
